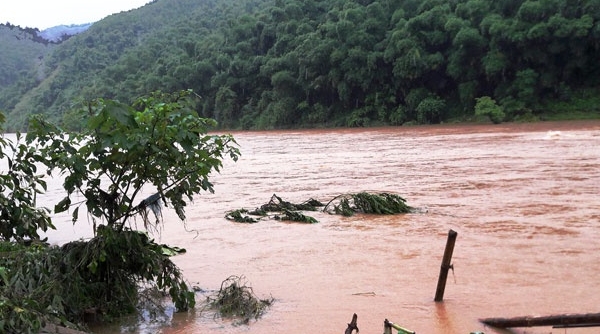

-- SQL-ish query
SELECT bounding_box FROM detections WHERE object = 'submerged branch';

[323,192,413,216]
[225,192,414,223]
[206,275,273,325]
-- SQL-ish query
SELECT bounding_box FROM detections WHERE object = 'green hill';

[1,0,599,131]
[0,24,57,119]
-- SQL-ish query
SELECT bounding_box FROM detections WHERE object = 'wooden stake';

[434,229,457,302]
[344,313,359,334]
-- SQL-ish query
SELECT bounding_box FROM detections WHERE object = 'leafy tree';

[513,68,539,106]
[214,85,238,128]
[27,90,240,232]
[0,225,198,332]
[475,95,505,123]
[0,113,53,242]
[0,89,242,331]
[404,87,430,120]
[416,96,446,124]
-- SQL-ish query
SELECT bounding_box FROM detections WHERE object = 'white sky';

[0,0,151,30]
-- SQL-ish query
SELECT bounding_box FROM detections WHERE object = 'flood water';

[40,121,600,334]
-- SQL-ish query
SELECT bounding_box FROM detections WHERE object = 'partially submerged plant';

[225,194,323,223]
[0,242,70,333]
[60,226,193,317]
[207,275,273,325]
[260,194,323,212]
[225,209,260,223]
[324,192,413,216]
[274,209,319,223]
[1,90,240,330]
[0,228,192,333]
[225,192,413,223]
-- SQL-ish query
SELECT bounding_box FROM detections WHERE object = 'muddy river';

[40,121,600,334]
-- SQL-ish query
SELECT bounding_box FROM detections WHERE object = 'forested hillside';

[1,0,599,131]
[0,24,57,118]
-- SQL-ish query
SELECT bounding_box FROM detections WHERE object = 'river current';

[38,121,600,334]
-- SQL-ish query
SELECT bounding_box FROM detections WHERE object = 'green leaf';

[54,197,71,213]
[105,101,137,127]
[0,267,8,285]
[71,207,79,223]
[87,260,98,274]
[160,245,186,256]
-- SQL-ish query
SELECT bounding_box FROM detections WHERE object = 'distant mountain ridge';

[0,22,90,45]
[39,23,92,42]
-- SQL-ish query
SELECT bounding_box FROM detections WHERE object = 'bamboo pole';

[384,319,416,334]
[480,313,600,328]
[434,229,457,302]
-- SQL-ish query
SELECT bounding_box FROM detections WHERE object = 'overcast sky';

[0,0,151,30]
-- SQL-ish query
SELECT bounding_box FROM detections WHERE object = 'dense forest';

[1,0,599,131]
[0,24,57,120]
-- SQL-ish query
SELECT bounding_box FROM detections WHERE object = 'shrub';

[474,96,505,124]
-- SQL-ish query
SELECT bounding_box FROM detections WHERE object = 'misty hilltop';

[39,23,93,42]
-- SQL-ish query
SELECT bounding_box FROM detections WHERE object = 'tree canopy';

[27,89,239,231]
[1,0,599,130]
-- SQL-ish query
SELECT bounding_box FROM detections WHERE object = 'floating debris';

[324,192,412,216]
[206,275,273,325]
[274,209,319,224]
[225,192,414,223]
[225,209,260,223]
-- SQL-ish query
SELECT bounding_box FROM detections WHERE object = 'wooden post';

[434,229,457,302]
[383,319,393,334]
[344,313,359,334]
[480,313,600,328]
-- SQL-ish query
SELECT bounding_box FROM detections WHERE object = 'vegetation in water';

[324,192,413,217]
[0,90,240,331]
[225,192,413,223]
[274,209,319,224]
[205,275,273,326]
[0,230,189,333]
[225,209,261,223]
[226,194,323,223]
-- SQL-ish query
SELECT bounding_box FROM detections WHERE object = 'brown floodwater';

[39,121,600,334]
